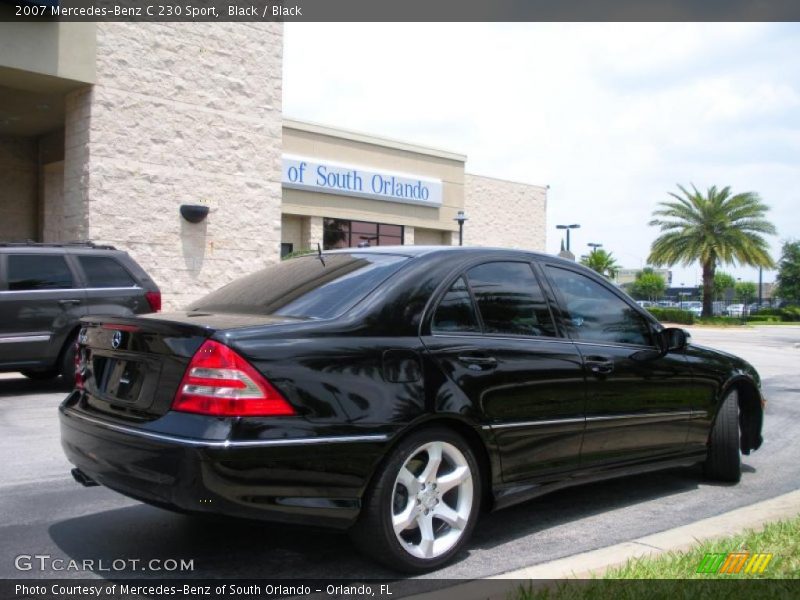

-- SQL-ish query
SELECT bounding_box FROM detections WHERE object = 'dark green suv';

[0,242,160,382]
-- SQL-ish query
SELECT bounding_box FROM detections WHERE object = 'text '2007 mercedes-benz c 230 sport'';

[59,247,764,572]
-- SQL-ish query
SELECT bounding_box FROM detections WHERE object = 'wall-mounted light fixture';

[180,204,210,224]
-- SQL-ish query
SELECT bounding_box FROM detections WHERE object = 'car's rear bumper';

[59,401,390,529]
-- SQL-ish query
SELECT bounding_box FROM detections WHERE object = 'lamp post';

[758,267,763,308]
[454,210,468,246]
[587,242,602,253]
[556,224,580,252]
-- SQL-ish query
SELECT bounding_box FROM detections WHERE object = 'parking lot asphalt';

[0,325,798,584]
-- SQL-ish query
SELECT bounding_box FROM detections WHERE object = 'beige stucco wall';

[281,214,303,251]
[0,23,96,87]
[282,122,465,237]
[62,23,284,310]
[0,136,38,242]
[413,227,449,246]
[464,174,547,251]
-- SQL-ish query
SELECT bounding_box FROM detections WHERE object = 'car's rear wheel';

[350,427,481,573]
[703,389,741,482]
[21,369,59,380]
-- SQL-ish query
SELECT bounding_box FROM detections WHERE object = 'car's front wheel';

[703,389,741,482]
[351,427,481,572]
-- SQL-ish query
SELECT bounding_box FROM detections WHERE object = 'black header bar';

[3,0,800,22]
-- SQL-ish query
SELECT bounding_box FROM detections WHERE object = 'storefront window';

[323,218,404,249]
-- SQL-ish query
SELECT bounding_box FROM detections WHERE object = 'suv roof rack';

[0,240,117,250]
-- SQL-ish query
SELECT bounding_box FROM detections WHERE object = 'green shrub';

[646,307,694,325]
[746,315,781,323]
[281,248,316,261]
[697,316,745,326]
[753,307,800,321]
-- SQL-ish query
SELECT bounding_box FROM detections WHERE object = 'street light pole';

[587,242,602,253]
[556,224,581,252]
[454,211,468,246]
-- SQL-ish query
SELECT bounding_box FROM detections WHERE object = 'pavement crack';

[631,541,664,551]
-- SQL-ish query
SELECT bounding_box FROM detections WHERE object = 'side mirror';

[632,327,690,361]
[659,327,689,352]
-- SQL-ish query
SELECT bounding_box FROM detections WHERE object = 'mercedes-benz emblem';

[111,330,122,349]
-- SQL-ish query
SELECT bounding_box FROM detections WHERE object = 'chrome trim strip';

[0,334,50,344]
[482,417,585,430]
[0,287,142,294]
[585,411,693,423]
[62,410,389,448]
[482,411,693,430]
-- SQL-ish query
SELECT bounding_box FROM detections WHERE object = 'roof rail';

[0,240,117,250]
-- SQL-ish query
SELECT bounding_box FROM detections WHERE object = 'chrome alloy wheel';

[391,440,474,560]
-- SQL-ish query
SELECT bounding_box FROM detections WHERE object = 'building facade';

[0,22,547,309]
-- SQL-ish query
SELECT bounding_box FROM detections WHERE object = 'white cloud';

[284,23,800,284]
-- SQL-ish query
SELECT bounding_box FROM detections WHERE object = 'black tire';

[59,333,79,387]
[350,426,482,573]
[703,390,741,482]
[20,369,60,380]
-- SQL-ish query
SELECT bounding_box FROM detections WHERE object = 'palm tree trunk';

[702,262,715,318]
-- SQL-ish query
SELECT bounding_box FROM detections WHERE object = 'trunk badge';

[111,331,122,349]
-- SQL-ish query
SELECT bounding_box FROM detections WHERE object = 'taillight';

[74,340,84,390]
[144,291,161,312]
[172,340,295,417]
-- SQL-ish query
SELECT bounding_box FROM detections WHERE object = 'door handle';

[585,356,614,375]
[457,355,498,368]
[58,299,81,306]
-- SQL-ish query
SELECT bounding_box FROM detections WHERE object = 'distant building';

[614,267,672,287]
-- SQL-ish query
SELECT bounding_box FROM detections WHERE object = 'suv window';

[7,254,74,291]
[466,262,556,337]
[78,256,136,288]
[546,266,652,346]
[432,277,481,333]
[190,253,409,319]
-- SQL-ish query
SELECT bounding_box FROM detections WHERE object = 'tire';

[350,427,481,573]
[703,390,741,483]
[59,333,79,387]
[21,369,60,380]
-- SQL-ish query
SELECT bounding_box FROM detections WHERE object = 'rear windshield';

[189,253,409,319]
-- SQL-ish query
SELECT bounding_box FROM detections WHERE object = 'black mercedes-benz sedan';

[59,247,765,572]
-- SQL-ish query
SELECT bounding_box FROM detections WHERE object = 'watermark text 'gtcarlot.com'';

[15,554,195,573]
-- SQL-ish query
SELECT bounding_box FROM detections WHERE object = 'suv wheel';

[59,333,79,386]
[350,427,481,573]
[703,390,741,482]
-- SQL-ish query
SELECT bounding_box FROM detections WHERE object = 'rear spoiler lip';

[79,314,215,337]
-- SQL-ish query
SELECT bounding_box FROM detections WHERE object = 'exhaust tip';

[71,468,100,487]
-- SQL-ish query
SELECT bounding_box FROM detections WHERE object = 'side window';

[7,255,74,291]
[432,277,481,333]
[77,256,136,288]
[466,262,557,337]
[545,266,652,346]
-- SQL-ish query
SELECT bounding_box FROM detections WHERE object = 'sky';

[283,23,800,286]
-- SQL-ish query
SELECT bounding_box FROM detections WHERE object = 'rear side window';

[190,253,409,319]
[432,277,481,333]
[466,262,557,337]
[77,256,136,288]
[7,255,74,290]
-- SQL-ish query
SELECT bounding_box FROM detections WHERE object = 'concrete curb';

[406,489,800,600]
[491,488,800,580]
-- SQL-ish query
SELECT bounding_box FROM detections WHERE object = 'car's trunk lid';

[77,312,300,421]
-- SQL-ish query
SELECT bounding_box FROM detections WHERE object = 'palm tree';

[648,185,776,318]
[580,248,620,280]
